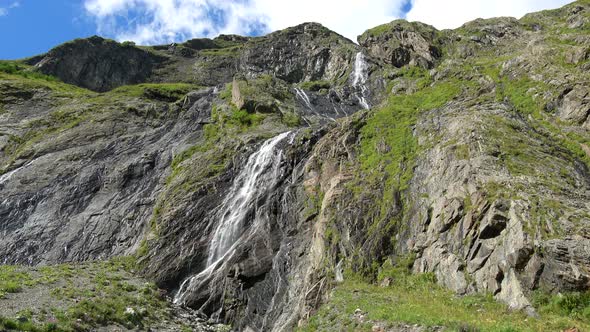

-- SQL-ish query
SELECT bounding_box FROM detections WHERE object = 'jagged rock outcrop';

[556,85,590,126]
[29,36,167,92]
[404,100,590,312]
[238,23,356,83]
[358,20,442,68]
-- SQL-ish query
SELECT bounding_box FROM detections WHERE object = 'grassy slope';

[0,258,178,332]
[299,262,590,332]
[302,2,590,331]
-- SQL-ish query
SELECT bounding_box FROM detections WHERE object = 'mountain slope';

[1,1,590,331]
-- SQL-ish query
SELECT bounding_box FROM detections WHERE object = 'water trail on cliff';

[173,131,294,304]
[294,87,313,110]
[352,52,370,110]
[206,131,292,265]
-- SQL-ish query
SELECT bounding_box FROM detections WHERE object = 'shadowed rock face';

[3,1,590,331]
[30,36,167,92]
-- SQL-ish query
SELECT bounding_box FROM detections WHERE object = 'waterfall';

[206,131,292,265]
[0,158,42,186]
[352,52,370,110]
[0,168,19,185]
[294,87,312,110]
[173,131,294,305]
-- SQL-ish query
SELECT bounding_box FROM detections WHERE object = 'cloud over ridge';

[83,0,573,45]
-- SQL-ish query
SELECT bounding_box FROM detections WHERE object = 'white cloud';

[406,0,573,29]
[246,0,405,41]
[0,1,20,17]
[84,0,269,44]
[84,0,407,44]
[83,0,575,45]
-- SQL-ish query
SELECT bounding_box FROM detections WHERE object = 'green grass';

[0,105,92,172]
[231,75,293,114]
[364,23,392,37]
[300,80,331,92]
[355,79,461,236]
[108,83,196,102]
[458,54,590,175]
[533,290,590,322]
[328,77,462,276]
[359,76,459,188]
[0,317,59,332]
[0,61,61,83]
[0,266,33,297]
[164,100,273,193]
[0,69,91,97]
[199,45,242,56]
[299,261,589,332]
[494,75,590,170]
[281,111,302,127]
[0,258,171,332]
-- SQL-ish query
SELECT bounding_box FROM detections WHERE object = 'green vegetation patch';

[299,260,589,332]
[109,83,196,102]
[0,61,61,84]
[229,75,293,114]
[0,258,172,332]
[0,64,91,97]
[199,45,243,56]
[356,78,461,235]
[359,73,459,188]
[300,80,331,92]
[0,266,32,298]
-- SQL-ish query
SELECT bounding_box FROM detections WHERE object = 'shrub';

[300,80,331,92]
[0,61,59,82]
[2,281,22,293]
[282,111,301,127]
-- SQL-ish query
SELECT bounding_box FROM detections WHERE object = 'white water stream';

[173,131,294,304]
[352,52,370,110]
[294,87,313,110]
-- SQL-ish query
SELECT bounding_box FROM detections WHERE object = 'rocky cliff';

[1,2,590,331]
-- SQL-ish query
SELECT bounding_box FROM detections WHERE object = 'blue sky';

[0,0,573,60]
[0,1,94,59]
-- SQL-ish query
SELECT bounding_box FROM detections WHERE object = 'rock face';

[238,23,356,83]
[0,84,218,264]
[557,85,590,126]
[30,36,167,92]
[404,101,590,311]
[358,20,442,68]
[3,1,590,331]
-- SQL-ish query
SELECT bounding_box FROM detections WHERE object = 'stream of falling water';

[173,131,294,305]
[352,51,370,110]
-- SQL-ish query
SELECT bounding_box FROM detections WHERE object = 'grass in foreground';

[0,258,172,332]
[298,261,590,332]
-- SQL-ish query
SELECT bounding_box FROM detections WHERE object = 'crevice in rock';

[479,213,508,239]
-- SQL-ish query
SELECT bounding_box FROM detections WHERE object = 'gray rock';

[358,20,441,69]
[557,86,590,125]
[30,36,166,92]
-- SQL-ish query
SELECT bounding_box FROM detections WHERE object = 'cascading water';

[294,87,313,110]
[352,52,370,110]
[173,131,294,305]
